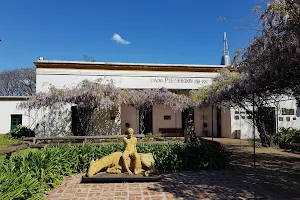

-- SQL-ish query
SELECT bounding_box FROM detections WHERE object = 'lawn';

[0,134,21,150]
[0,134,22,165]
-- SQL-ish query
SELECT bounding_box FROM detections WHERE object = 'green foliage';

[0,141,230,199]
[189,69,242,105]
[145,132,153,139]
[275,127,300,148]
[145,132,163,141]
[153,132,162,138]
[64,132,73,137]
[0,134,21,151]
[9,125,35,139]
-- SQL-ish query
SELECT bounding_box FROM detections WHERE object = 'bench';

[159,128,183,137]
[23,134,145,145]
[285,135,300,152]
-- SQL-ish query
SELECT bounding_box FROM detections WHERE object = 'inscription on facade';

[150,77,210,85]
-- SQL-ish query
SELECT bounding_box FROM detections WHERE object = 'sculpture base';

[81,172,162,183]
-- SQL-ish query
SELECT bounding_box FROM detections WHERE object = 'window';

[234,116,239,120]
[279,117,283,121]
[287,109,294,115]
[11,115,22,131]
[164,115,171,120]
[293,117,297,120]
[286,117,290,121]
[241,116,245,119]
[282,108,295,115]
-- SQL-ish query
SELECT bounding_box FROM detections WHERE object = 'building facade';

[1,59,300,138]
[34,60,232,138]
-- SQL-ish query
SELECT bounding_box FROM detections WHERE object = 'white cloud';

[112,33,131,45]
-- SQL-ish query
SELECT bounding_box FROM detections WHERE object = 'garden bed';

[0,141,230,199]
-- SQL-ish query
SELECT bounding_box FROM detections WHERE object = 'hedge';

[0,141,230,200]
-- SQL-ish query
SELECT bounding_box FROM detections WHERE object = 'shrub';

[153,132,163,138]
[145,132,162,140]
[275,127,300,149]
[0,141,230,199]
[9,125,35,139]
[145,132,153,140]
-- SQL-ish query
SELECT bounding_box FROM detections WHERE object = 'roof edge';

[0,96,31,100]
[34,60,228,68]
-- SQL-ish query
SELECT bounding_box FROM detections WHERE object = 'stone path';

[46,139,300,200]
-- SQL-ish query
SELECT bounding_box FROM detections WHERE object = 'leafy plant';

[145,132,153,139]
[274,127,300,149]
[9,125,35,139]
[153,132,162,138]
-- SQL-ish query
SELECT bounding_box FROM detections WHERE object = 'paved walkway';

[46,172,261,200]
[46,139,300,200]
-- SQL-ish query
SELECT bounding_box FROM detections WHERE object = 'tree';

[0,68,36,96]
[190,0,300,146]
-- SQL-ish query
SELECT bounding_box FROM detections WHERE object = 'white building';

[34,60,231,138]
[1,34,299,137]
[1,58,299,138]
[0,96,31,133]
[1,59,300,138]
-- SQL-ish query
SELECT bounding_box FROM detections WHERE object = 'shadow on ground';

[147,140,300,200]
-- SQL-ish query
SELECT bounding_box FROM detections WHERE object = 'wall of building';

[121,106,139,134]
[277,99,300,130]
[152,105,181,134]
[230,107,257,139]
[0,100,31,134]
[33,65,300,139]
[221,109,232,138]
[230,98,300,139]
[36,68,217,92]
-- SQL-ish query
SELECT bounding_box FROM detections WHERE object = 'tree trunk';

[256,119,271,147]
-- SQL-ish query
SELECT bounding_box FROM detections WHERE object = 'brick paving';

[46,170,297,200]
[46,139,300,200]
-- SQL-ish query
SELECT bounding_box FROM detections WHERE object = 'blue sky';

[0,0,260,70]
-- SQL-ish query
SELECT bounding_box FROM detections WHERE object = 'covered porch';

[120,105,232,138]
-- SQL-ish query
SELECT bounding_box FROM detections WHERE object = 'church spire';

[221,32,231,65]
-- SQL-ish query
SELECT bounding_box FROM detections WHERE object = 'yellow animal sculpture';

[87,127,158,177]
[87,152,158,177]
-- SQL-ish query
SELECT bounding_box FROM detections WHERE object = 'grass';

[0,134,23,165]
[0,134,21,151]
